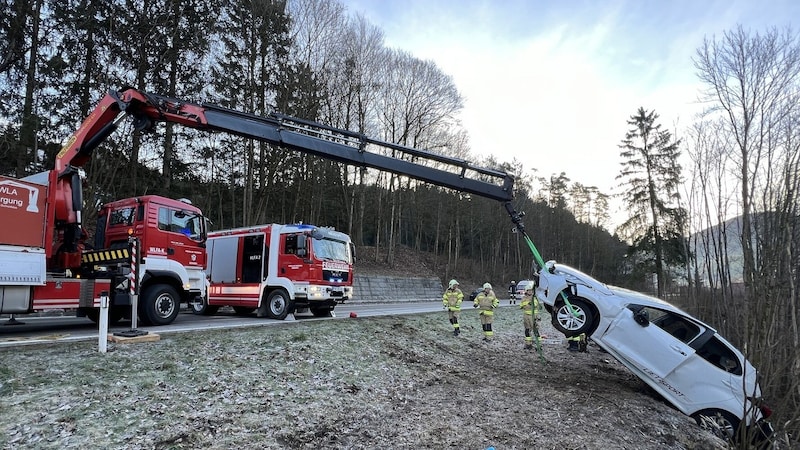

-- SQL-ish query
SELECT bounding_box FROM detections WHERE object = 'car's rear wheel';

[692,409,740,441]
[552,297,594,337]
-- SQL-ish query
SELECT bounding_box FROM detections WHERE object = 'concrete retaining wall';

[350,275,443,303]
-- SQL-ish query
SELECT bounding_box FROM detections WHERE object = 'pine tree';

[617,107,686,297]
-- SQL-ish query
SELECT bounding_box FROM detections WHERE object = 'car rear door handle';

[670,344,687,356]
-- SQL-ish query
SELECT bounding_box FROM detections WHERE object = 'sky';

[339,0,799,227]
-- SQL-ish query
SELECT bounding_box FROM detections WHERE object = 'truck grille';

[323,269,349,283]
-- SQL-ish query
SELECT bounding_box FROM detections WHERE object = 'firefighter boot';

[578,333,588,352]
[567,339,579,352]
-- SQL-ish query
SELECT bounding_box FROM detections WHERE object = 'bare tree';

[694,25,800,441]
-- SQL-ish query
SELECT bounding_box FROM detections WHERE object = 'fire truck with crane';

[0,88,532,326]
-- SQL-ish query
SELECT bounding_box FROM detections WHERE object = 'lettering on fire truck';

[323,261,350,272]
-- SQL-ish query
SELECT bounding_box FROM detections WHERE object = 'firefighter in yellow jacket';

[473,282,499,340]
[442,279,464,336]
[520,286,541,349]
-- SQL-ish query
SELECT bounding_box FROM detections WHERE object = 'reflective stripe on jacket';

[474,290,499,312]
[520,293,540,315]
[442,288,463,311]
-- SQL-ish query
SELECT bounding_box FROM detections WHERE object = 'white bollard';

[98,294,109,353]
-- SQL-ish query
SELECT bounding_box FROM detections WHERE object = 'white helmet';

[448,279,459,288]
[483,282,492,290]
[511,280,515,284]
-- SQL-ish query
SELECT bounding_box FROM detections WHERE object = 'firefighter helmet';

[448,279,459,288]
[483,282,492,290]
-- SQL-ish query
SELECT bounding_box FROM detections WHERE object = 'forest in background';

[2,0,798,445]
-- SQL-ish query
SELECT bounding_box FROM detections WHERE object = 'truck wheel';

[141,284,181,326]
[85,306,125,325]
[190,296,218,316]
[311,307,333,317]
[264,289,292,320]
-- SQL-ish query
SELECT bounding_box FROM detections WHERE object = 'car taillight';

[759,403,773,419]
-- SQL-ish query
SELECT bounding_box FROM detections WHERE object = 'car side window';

[633,306,702,344]
[695,336,743,375]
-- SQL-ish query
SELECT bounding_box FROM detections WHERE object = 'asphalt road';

[0,301,452,348]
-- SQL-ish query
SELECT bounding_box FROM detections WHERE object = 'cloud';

[342,0,800,226]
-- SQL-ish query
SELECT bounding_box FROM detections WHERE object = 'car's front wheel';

[692,409,740,441]
[552,297,594,337]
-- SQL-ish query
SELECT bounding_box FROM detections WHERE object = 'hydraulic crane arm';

[57,88,514,202]
[56,88,541,272]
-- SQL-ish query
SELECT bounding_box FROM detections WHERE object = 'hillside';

[355,245,484,289]
[0,311,727,449]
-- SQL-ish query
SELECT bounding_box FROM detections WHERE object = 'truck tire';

[190,296,218,316]
[85,306,125,325]
[263,289,292,320]
[140,284,181,326]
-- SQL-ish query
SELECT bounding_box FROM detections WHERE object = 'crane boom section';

[57,89,514,203]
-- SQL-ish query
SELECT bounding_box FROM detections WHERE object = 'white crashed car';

[535,260,773,441]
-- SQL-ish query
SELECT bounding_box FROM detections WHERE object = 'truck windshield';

[158,207,204,242]
[312,238,351,263]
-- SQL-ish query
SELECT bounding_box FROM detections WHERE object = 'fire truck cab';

[91,195,207,325]
[199,224,353,319]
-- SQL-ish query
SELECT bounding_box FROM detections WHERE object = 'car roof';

[551,262,716,333]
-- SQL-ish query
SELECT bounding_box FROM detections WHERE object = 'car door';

[600,305,737,413]
[599,305,696,379]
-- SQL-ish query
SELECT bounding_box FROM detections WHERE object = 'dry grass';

[1,309,727,449]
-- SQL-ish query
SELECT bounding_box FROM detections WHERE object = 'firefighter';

[473,282,499,341]
[520,286,541,349]
[442,279,464,336]
[567,333,587,352]
[508,280,517,304]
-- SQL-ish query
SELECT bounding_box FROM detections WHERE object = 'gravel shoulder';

[0,306,726,449]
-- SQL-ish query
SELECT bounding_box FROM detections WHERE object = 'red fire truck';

[1,88,517,326]
[197,223,353,319]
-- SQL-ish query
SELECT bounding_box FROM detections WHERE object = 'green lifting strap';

[505,202,578,319]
